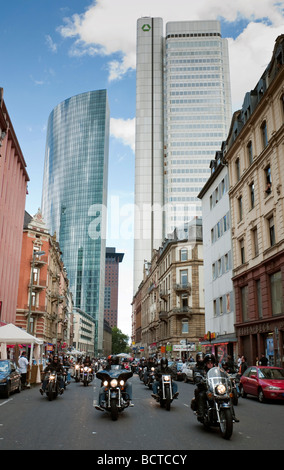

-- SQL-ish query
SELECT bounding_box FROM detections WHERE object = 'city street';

[0,372,283,452]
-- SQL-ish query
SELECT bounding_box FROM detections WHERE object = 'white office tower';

[133,18,231,293]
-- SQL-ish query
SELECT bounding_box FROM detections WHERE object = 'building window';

[239,238,245,264]
[238,196,243,222]
[261,120,268,148]
[235,158,240,182]
[268,215,276,247]
[270,271,283,316]
[247,140,253,165]
[180,248,188,261]
[219,296,223,315]
[250,182,255,209]
[265,165,272,195]
[241,285,249,322]
[180,270,188,286]
[182,319,189,334]
[252,227,259,257]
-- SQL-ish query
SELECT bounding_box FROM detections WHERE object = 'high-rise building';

[42,90,109,355]
[104,247,124,328]
[0,88,29,325]
[134,18,232,293]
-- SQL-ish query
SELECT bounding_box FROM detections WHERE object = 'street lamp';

[27,250,45,334]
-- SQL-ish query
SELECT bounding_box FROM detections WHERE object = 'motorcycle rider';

[193,353,239,423]
[95,355,134,410]
[151,357,179,399]
[143,356,156,385]
[193,353,216,422]
[39,354,65,395]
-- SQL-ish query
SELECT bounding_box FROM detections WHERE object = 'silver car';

[183,362,196,383]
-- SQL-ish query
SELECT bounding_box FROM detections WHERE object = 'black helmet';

[161,357,168,368]
[196,352,204,363]
[203,353,216,366]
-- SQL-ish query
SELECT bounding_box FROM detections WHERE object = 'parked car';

[0,360,22,398]
[183,362,196,383]
[240,366,284,403]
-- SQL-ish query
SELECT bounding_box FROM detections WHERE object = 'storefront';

[201,333,238,365]
[236,318,284,367]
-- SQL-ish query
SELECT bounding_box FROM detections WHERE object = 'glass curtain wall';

[42,90,109,355]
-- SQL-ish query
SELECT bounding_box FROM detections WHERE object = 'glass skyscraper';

[42,90,109,354]
[134,18,231,293]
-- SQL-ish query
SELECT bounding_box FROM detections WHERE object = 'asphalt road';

[0,373,283,451]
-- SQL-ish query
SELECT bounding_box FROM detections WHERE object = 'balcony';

[31,255,47,266]
[174,282,191,294]
[159,289,169,300]
[171,306,192,317]
[29,279,47,290]
[159,310,168,321]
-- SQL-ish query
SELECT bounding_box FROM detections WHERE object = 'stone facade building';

[133,219,205,359]
[225,35,284,366]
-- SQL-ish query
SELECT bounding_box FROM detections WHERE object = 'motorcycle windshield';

[96,368,133,382]
[206,367,230,392]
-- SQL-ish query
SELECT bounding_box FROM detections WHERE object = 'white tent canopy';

[0,323,43,373]
[0,323,43,346]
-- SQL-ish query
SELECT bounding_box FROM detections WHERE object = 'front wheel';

[47,383,54,401]
[165,387,171,411]
[110,398,118,421]
[219,408,233,440]
[258,388,266,403]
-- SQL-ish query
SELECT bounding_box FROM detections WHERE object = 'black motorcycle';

[95,367,133,421]
[145,367,156,390]
[191,367,236,439]
[80,365,93,386]
[152,373,175,410]
[45,371,62,401]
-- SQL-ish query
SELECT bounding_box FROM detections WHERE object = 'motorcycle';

[152,374,176,410]
[95,367,133,421]
[80,365,93,386]
[62,366,70,389]
[145,367,156,390]
[229,372,240,406]
[191,367,236,440]
[45,371,62,401]
[73,364,81,382]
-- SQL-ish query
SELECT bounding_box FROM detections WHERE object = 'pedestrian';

[239,355,248,375]
[18,351,29,388]
[259,353,268,366]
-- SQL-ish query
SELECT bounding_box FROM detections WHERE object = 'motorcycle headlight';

[110,379,118,388]
[84,367,88,371]
[119,380,125,386]
[88,368,92,372]
[216,384,227,395]
[75,365,80,370]
[164,375,171,382]
[151,367,155,371]
[103,380,109,387]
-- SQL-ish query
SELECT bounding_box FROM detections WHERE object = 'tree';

[112,327,131,354]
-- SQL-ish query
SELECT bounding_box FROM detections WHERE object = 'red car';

[240,366,284,403]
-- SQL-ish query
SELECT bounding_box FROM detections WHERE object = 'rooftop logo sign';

[142,24,151,32]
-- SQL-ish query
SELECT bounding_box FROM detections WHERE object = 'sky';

[1,0,284,339]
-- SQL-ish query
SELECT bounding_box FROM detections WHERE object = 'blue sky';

[1,0,283,337]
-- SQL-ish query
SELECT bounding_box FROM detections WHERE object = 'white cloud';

[110,117,135,151]
[45,34,58,53]
[58,0,284,111]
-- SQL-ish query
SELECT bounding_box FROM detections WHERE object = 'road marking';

[0,399,13,407]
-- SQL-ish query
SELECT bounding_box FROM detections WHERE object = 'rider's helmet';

[196,352,204,364]
[203,353,216,368]
[160,357,168,369]
[111,355,119,365]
